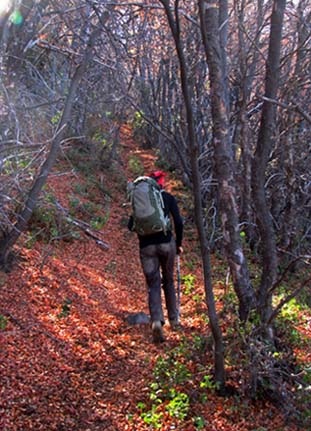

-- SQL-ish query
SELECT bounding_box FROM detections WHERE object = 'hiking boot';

[169,319,181,331]
[152,321,165,343]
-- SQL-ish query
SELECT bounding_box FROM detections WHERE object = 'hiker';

[128,170,183,343]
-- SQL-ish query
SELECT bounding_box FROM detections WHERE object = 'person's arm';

[128,215,134,231]
[167,193,183,253]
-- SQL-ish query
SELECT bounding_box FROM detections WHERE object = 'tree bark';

[159,0,226,391]
[279,3,310,254]
[251,0,286,324]
[233,0,264,248]
[199,0,256,321]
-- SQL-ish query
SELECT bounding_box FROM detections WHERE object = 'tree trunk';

[160,0,226,391]
[233,0,264,248]
[0,18,103,267]
[279,3,310,255]
[251,0,286,324]
[199,0,256,321]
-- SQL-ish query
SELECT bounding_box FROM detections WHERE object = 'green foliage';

[295,363,311,428]
[184,258,197,272]
[70,199,109,230]
[302,364,311,385]
[105,260,117,275]
[137,397,163,429]
[137,343,193,428]
[193,293,203,304]
[273,293,310,349]
[92,131,108,146]
[279,297,302,322]
[199,374,217,390]
[67,148,93,175]
[90,215,108,230]
[91,129,117,169]
[181,273,196,295]
[133,111,144,128]
[180,271,203,305]
[57,298,72,318]
[24,232,38,249]
[166,389,189,420]
[73,182,92,197]
[127,155,144,177]
[26,159,112,247]
[68,196,80,210]
[136,401,146,411]
[140,405,163,429]
[222,286,239,314]
[153,354,191,388]
[51,111,62,125]
[0,314,8,330]
[136,335,219,429]
[191,335,208,354]
[29,205,61,241]
[29,201,77,243]
[60,186,109,234]
[2,155,35,175]
[138,380,190,427]
[193,415,205,429]
[276,319,307,348]
[132,111,147,145]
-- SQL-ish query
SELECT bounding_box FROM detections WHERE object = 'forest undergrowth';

[0,125,310,431]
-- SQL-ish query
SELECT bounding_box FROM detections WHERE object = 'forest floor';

[0,125,310,431]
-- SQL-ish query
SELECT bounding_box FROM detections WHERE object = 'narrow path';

[0,125,303,431]
[0,125,189,431]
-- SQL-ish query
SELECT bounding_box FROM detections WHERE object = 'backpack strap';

[133,176,160,189]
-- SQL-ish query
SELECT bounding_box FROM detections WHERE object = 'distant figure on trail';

[128,170,183,343]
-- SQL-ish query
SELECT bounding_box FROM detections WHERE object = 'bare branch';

[260,95,311,123]
[267,276,311,324]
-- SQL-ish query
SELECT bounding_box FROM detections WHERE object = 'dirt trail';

[0,125,189,431]
[0,125,302,431]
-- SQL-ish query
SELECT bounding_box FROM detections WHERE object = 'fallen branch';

[66,216,110,250]
[54,201,109,250]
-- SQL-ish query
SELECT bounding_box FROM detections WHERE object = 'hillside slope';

[0,126,305,430]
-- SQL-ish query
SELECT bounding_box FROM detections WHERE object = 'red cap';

[150,170,166,187]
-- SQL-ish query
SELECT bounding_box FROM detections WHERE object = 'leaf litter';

[0,125,309,430]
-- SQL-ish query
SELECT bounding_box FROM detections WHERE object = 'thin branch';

[16,98,64,111]
[260,95,311,124]
[268,253,309,295]
[267,276,311,324]
[54,201,109,250]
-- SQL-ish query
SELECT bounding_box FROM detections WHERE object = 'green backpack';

[128,176,170,236]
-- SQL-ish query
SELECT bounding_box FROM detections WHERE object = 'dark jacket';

[128,190,183,250]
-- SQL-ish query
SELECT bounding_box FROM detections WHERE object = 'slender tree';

[251,0,286,326]
[0,10,107,267]
[199,0,256,321]
[159,0,226,391]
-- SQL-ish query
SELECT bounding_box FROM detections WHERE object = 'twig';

[267,276,311,324]
[268,253,308,294]
[67,217,110,250]
[54,201,110,250]
[260,95,311,124]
